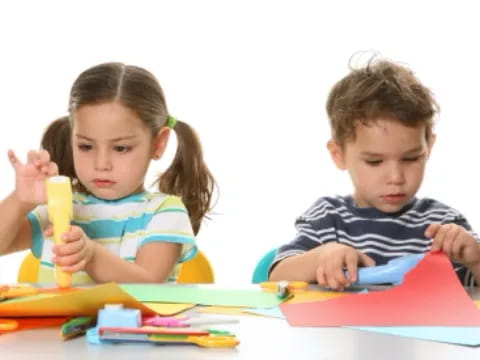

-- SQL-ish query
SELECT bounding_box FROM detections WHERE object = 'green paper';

[120,284,284,308]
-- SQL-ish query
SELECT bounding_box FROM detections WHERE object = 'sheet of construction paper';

[195,306,251,316]
[143,302,195,315]
[0,283,155,317]
[120,284,284,307]
[351,326,480,347]
[286,289,347,303]
[244,307,285,318]
[0,317,67,334]
[280,251,480,326]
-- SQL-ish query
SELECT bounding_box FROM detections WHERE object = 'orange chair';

[17,250,214,284]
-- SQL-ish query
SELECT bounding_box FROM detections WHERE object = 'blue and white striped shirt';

[273,195,479,286]
[27,191,196,284]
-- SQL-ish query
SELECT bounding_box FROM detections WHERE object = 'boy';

[269,58,480,290]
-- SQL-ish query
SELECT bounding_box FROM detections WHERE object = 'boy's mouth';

[382,193,406,204]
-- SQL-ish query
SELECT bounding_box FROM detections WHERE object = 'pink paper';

[280,251,480,326]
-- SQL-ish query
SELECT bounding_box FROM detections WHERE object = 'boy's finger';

[316,267,327,287]
[358,252,376,267]
[425,223,441,238]
[344,252,358,283]
[451,238,464,260]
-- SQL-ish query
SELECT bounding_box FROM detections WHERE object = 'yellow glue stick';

[46,176,73,288]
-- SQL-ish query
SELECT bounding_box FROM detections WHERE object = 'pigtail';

[157,120,215,235]
[40,116,86,193]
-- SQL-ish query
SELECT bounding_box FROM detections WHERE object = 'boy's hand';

[315,242,375,290]
[8,149,58,207]
[426,223,480,266]
[46,225,95,273]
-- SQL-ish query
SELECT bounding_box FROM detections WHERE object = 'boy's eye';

[402,156,420,162]
[113,145,132,153]
[78,144,92,151]
[365,159,382,166]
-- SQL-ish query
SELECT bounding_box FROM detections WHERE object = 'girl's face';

[72,102,156,200]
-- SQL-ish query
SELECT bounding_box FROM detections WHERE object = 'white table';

[2,308,480,360]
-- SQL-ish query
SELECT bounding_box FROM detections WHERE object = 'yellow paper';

[0,283,155,317]
[286,290,346,304]
[143,302,195,315]
[196,306,250,316]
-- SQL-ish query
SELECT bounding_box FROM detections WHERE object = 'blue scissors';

[353,253,424,285]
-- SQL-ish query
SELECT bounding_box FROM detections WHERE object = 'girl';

[0,63,215,284]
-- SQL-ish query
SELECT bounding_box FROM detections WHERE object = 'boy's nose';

[387,163,405,184]
[94,150,112,171]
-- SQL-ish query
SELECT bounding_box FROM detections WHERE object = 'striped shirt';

[273,195,479,286]
[27,191,196,285]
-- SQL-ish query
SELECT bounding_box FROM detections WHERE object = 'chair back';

[18,250,215,284]
[251,248,277,283]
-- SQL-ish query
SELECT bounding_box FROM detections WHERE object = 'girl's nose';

[94,150,112,171]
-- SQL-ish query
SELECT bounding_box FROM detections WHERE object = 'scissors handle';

[189,335,239,348]
[0,319,18,331]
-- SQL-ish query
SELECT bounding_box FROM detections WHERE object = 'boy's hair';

[62,62,215,234]
[326,57,439,145]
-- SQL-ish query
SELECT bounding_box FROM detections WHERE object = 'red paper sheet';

[280,251,480,326]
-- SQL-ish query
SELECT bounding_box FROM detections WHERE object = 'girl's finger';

[7,150,23,170]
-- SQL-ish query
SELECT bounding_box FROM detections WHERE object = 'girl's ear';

[327,140,346,170]
[151,127,170,160]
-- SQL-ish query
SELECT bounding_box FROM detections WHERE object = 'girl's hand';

[426,223,480,267]
[8,149,58,207]
[46,225,95,273]
[315,242,375,291]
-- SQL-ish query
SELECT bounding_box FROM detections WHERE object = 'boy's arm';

[269,198,337,282]
[269,247,321,282]
[0,192,33,254]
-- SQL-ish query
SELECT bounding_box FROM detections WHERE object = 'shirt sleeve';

[26,205,49,259]
[138,195,197,263]
[269,197,337,273]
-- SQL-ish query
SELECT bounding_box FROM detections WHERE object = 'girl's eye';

[365,159,382,166]
[114,145,131,153]
[78,144,92,151]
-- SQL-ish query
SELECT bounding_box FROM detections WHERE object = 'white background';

[0,0,479,285]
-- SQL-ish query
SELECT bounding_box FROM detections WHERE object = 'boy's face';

[328,118,434,213]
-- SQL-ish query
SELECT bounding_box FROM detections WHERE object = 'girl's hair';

[51,62,215,234]
[326,56,439,146]
[40,116,88,193]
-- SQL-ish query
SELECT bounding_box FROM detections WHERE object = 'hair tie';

[166,115,177,129]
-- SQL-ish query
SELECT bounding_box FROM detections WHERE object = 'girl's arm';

[0,192,33,254]
[53,227,182,283]
[1,149,58,254]
[85,241,181,283]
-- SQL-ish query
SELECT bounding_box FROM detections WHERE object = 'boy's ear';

[427,133,436,157]
[327,140,346,170]
[151,127,170,160]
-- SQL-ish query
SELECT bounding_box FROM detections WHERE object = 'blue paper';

[350,326,480,346]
